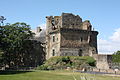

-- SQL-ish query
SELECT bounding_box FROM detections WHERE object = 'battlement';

[46,13,93,33]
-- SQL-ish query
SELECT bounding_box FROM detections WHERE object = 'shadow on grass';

[0,70,34,75]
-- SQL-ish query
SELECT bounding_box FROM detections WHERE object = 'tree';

[0,22,35,69]
[112,51,120,63]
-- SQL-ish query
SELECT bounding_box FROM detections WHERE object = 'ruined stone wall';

[46,16,61,33]
[54,16,62,29]
[89,31,98,53]
[46,13,98,59]
[46,16,53,33]
[60,29,90,48]
[82,20,92,30]
[60,47,94,56]
[46,32,61,59]
[46,16,61,58]
[60,28,98,56]
[46,13,92,32]
[60,48,80,56]
[61,13,82,29]
[96,55,110,70]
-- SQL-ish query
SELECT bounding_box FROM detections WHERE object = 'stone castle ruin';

[32,13,119,72]
[31,13,119,72]
[46,13,98,59]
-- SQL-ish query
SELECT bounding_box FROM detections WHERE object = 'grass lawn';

[0,70,120,80]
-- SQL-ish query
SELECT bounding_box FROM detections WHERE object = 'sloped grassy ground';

[0,70,120,80]
[37,56,96,70]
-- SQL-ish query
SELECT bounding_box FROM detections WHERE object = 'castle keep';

[46,13,98,59]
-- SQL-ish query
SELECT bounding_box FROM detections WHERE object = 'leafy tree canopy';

[0,22,35,69]
[112,50,120,63]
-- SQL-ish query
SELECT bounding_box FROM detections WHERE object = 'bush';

[36,65,48,70]
[112,51,120,63]
[37,56,96,70]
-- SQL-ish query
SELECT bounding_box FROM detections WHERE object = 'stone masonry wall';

[60,29,90,48]
[62,13,82,29]
[46,13,98,59]
[96,55,110,70]
[60,28,98,56]
[46,32,61,59]
[60,48,80,56]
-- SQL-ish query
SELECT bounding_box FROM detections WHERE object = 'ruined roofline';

[97,54,113,56]
[61,12,81,18]
[46,12,81,20]
[49,28,98,35]
[60,28,98,34]
[46,13,80,17]
[46,13,90,24]
[46,15,61,18]
[46,13,98,33]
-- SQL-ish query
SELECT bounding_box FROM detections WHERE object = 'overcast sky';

[0,0,120,54]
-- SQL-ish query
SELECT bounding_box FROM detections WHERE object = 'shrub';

[36,65,48,70]
[37,56,96,70]
[112,51,120,63]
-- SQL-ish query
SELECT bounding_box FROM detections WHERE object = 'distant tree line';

[0,22,45,70]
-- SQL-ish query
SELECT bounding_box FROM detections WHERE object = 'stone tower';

[46,13,98,59]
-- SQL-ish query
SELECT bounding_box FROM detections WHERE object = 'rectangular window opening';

[52,49,55,56]
[53,36,55,42]
[81,37,83,42]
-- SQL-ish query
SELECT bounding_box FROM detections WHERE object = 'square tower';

[46,13,98,59]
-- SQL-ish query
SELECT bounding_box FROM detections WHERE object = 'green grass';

[0,70,120,80]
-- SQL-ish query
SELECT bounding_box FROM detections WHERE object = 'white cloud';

[31,24,46,37]
[38,24,46,30]
[98,40,118,54]
[109,28,120,42]
[98,28,120,54]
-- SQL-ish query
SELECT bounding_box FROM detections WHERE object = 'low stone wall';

[96,61,110,70]
[92,68,120,74]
